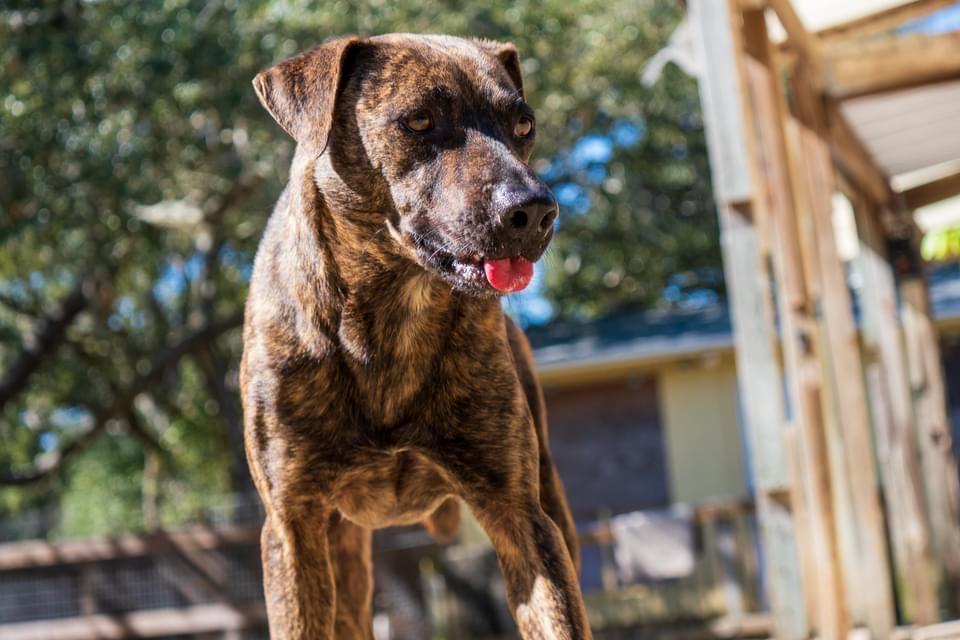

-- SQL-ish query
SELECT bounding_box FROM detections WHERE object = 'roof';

[776,1,960,207]
[774,0,919,32]
[530,263,960,371]
[842,81,960,178]
[529,304,733,374]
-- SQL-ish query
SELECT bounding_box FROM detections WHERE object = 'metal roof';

[530,264,960,371]
[771,1,960,181]
[842,80,960,178]
[777,0,916,32]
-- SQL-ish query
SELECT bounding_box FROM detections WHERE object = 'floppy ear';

[474,39,524,98]
[252,36,360,155]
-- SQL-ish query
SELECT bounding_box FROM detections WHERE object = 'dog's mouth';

[415,242,536,294]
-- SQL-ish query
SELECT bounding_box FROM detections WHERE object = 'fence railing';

[0,497,769,640]
[420,499,768,639]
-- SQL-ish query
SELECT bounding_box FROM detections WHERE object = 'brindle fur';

[241,34,589,639]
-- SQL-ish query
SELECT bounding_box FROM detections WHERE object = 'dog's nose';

[503,193,559,241]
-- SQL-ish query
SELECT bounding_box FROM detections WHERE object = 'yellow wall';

[658,355,748,504]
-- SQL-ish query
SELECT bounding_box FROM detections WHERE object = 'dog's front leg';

[261,512,336,639]
[463,481,592,638]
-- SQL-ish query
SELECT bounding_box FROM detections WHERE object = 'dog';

[241,34,589,639]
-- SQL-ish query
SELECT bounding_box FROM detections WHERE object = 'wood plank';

[902,171,960,210]
[783,179,881,619]
[732,510,762,612]
[0,604,267,640]
[854,196,940,624]
[0,525,261,571]
[782,425,817,626]
[912,619,960,640]
[818,0,958,45]
[794,122,897,638]
[901,274,960,615]
[825,102,892,206]
[718,200,809,640]
[824,32,960,100]
[767,0,824,87]
[740,12,849,635]
[688,2,819,636]
[810,311,868,627]
[686,0,756,203]
[771,4,892,207]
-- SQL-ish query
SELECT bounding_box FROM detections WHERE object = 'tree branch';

[126,408,174,469]
[0,313,243,486]
[198,345,254,497]
[0,278,93,410]
[0,290,40,317]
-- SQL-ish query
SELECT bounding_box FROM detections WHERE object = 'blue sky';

[900,3,960,35]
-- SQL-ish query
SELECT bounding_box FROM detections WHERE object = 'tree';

[0,0,717,537]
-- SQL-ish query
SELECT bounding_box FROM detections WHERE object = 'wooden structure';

[430,500,768,638]
[0,499,768,640]
[684,0,960,638]
[0,526,267,640]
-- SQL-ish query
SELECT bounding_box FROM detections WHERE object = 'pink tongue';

[483,257,534,292]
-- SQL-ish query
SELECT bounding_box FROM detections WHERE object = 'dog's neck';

[280,153,500,422]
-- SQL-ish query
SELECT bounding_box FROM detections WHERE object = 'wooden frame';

[0,525,260,571]
[902,170,960,210]
[824,32,960,100]
[0,604,268,640]
[687,0,960,633]
[817,0,958,44]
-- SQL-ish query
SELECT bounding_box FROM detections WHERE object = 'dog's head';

[253,34,558,295]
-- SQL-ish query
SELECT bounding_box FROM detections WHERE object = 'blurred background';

[2,0,960,638]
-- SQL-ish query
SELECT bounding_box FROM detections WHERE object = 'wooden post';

[739,9,848,638]
[792,120,897,637]
[854,195,940,623]
[687,1,809,636]
[899,236,960,615]
[78,563,97,617]
[716,202,809,640]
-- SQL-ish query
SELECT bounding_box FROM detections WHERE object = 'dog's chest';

[341,275,454,424]
[335,450,450,529]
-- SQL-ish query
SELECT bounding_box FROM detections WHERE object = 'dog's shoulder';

[243,187,339,374]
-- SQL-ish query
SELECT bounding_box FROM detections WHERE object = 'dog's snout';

[508,199,558,233]
[500,191,559,249]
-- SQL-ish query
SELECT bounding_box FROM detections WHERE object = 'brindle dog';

[241,34,590,639]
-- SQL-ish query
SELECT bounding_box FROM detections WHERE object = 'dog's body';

[241,34,589,638]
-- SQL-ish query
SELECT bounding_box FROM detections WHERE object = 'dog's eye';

[402,111,434,133]
[514,116,534,138]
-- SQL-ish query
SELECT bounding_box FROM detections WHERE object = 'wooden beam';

[767,0,893,207]
[912,619,960,640]
[0,525,260,571]
[688,1,816,637]
[854,195,940,624]
[687,0,757,203]
[824,32,960,100]
[817,0,958,44]
[0,604,267,640]
[901,265,960,615]
[793,121,897,637]
[767,0,824,86]
[901,170,960,209]
[825,101,892,205]
[741,11,849,637]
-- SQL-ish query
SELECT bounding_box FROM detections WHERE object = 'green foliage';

[0,0,718,538]
[922,226,960,262]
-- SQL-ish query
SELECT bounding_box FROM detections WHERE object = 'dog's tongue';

[483,257,534,293]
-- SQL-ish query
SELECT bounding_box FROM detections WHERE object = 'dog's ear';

[252,36,361,154]
[474,39,524,98]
